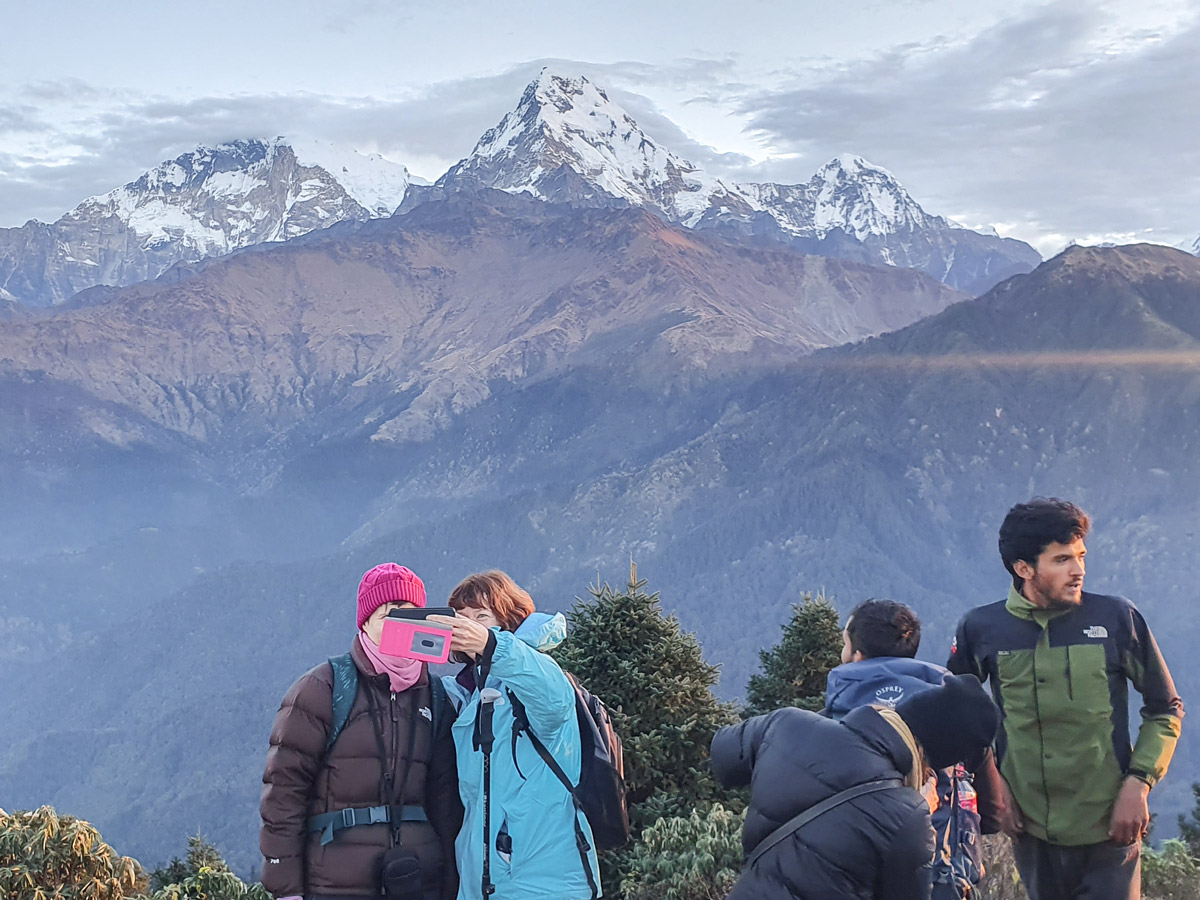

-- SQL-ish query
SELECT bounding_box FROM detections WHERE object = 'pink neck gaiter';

[358,632,423,692]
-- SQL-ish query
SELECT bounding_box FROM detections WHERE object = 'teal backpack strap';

[326,652,359,754]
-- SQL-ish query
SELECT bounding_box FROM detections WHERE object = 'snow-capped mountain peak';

[430,72,1040,293]
[439,69,748,225]
[1,138,415,306]
[809,153,935,240]
[287,136,413,215]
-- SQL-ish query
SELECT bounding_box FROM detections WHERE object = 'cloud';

[3,15,1197,255]
[726,2,1200,252]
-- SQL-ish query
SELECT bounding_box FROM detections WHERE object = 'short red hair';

[448,570,535,632]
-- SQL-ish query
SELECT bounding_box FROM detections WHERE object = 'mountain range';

[425,71,1041,294]
[0,70,1038,308]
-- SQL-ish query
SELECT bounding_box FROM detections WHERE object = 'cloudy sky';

[2,0,1197,255]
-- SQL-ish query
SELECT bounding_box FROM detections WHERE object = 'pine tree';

[0,806,147,899]
[551,567,740,897]
[744,592,842,717]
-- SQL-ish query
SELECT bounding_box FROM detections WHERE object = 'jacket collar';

[1005,585,1073,626]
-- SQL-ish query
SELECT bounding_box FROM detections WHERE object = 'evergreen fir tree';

[551,566,740,898]
[744,592,842,717]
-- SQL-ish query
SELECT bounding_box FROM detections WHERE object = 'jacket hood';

[514,611,567,651]
[825,656,949,719]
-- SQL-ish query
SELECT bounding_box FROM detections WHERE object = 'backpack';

[508,671,631,850]
[931,764,984,899]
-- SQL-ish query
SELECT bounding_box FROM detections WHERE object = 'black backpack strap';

[508,690,598,900]
[746,779,902,870]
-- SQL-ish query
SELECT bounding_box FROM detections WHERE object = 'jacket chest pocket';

[1065,643,1110,716]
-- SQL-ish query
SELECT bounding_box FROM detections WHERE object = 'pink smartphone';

[379,617,454,663]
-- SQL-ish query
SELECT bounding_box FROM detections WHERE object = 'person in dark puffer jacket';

[260,563,463,900]
[712,673,1000,900]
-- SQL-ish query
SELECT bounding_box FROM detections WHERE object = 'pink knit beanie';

[357,563,427,629]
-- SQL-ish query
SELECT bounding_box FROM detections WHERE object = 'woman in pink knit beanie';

[260,562,462,900]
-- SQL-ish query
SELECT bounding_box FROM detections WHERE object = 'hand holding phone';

[426,614,493,658]
[380,608,456,663]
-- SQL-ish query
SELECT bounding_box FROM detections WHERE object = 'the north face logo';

[1083,625,1108,639]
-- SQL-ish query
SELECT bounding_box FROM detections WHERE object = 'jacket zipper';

[1032,634,1052,840]
[387,690,399,846]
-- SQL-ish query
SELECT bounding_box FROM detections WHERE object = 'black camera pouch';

[378,848,423,900]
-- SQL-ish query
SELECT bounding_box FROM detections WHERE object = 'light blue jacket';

[443,612,601,900]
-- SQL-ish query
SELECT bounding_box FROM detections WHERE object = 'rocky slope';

[0,190,965,455]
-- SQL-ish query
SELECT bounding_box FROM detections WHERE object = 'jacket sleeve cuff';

[1126,768,1155,788]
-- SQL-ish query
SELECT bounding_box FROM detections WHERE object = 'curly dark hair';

[998,497,1091,589]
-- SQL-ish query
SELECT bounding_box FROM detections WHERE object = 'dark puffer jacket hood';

[712,705,934,900]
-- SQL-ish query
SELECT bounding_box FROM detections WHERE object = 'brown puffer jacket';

[260,638,462,900]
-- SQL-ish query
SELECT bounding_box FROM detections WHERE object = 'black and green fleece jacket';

[947,588,1183,846]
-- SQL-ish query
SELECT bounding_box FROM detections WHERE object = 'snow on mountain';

[288,136,413,214]
[436,69,754,226]
[0,138,413,306]
[431,69,1041,293]
[1178,234,1200,256]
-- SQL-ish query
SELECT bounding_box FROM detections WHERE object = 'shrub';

[1142,839,1200,900]
[0,806,147,900]
[621,803,745,900]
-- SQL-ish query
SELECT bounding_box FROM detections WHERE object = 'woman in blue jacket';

[428,571,601,900]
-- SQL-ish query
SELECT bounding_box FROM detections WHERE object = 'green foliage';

[141,835,269,900]
[744,593,843,717]
[1142,839,1200,900]
[0,806,148,900]
[1178,782,1200,857]
[552,570,741,898]
[621,803,745,900]
[149,859,191,893]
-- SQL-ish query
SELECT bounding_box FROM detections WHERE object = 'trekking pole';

[476,686,502,898]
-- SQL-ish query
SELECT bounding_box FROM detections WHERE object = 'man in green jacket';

[947,497,1183,900]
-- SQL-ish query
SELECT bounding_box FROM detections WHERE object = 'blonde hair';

[448,570,536,633]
